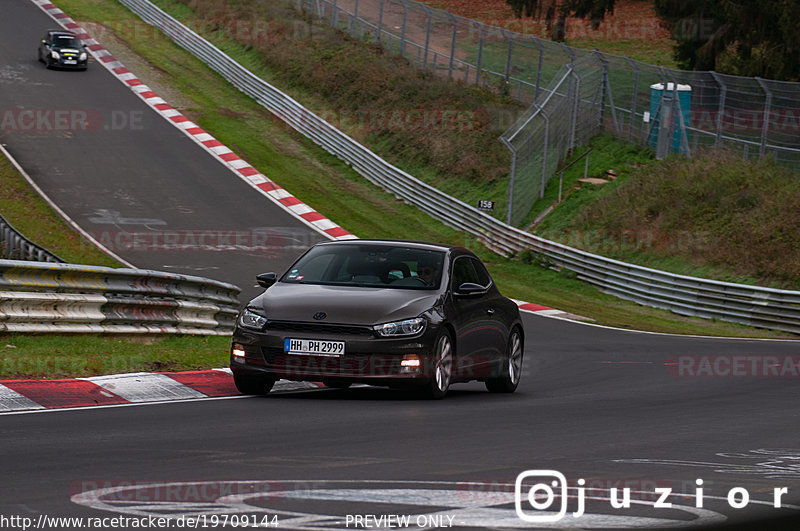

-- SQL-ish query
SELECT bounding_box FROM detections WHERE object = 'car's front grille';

[260,349,372,374]
[265,320,373,336]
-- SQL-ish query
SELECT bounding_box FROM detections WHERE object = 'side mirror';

[256,272,277,288]
[455,282,486,296]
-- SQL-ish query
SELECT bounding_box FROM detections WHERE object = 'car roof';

[313,239,470,254]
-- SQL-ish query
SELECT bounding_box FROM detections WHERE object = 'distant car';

[38,29,88,70]
[230,240,524,399]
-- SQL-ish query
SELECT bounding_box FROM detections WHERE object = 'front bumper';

[230,323,439,386]
[51,55,88,69]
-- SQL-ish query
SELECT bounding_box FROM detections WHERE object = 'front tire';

[486,328,523,393]
[424,332,453,399]
[233,374,275,395]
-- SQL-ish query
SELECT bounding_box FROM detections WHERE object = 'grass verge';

[537,149,800,289]
[0,335,230,379]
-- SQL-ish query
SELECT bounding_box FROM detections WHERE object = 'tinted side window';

[470,258,492,287]
[451,257,479,288]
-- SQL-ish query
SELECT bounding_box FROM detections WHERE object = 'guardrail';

[0,260,241,334]
[116,0,800,335]
[0,213,64,263]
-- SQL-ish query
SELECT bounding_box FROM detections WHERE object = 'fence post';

[331,0,338,27]
[501,137,518,225]
[475,22,485,86]
[375,0,384,44]
[540,108,550,199]
[666,70,691,158]
[755,78,772,160]
[625,57,639,142]
[505,30,514,86]
[569,67,580,153]
[710,72,727,147]
[534,37,544,103]
[448,13,457,80]
[595,50,606,130]
[651,68,671,159]
[351,0,359,37]
[422,5,432,68]
[400,0,409,58]
[594,50,620,137]
[560,42,575,66]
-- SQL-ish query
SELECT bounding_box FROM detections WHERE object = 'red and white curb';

[0,301,583,413]
[30,0,356,242]
[0,370,325,413]
[513,300,582,319]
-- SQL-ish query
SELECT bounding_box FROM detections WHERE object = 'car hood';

[250,283,442,326]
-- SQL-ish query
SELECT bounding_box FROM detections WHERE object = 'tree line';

[504,0,799,80]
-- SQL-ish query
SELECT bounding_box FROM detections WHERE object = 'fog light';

[401,355,421,368]
[232,344,246,360]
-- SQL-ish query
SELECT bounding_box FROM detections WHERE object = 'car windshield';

[281,244,445,289]
[53,36,81,48]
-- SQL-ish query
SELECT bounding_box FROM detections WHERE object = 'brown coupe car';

[230,240,524,399]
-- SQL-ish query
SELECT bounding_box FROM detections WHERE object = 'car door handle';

[486,308,495,316]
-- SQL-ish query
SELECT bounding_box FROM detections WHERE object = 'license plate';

[284,338,345,356]
[64,60,77,64]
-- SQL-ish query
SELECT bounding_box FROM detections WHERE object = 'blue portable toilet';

[647,83,692,156]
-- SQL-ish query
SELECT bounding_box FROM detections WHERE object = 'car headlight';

[238,308,267,330]
[373,317,425,337]
[79,52,87,61]
[51,51,60,59]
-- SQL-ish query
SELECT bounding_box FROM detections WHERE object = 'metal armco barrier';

[0,260,240,334]
[0,213,64,263]
[116,0,800,335]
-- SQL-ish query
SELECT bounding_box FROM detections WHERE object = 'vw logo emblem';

[313,312,327,321]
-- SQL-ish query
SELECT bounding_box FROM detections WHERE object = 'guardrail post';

[755,77,772,160]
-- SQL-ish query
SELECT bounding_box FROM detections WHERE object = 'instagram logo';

[515,470,583,523]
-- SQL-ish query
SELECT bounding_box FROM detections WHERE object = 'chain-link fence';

[501,56,605,225]
[296,0,800,225]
